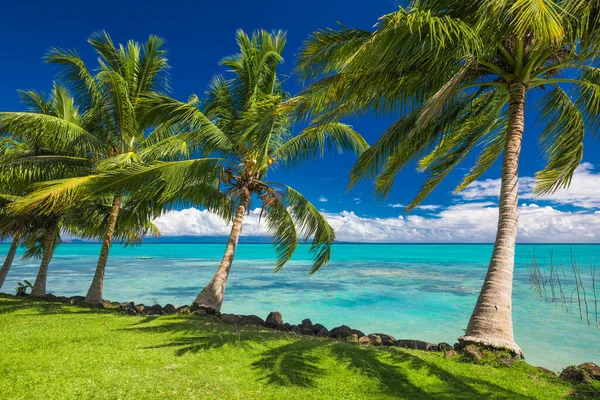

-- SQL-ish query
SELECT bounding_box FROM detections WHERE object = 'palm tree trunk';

[460,83,526,357]
[193,201,246,312]
[31,226,58,297]
[0,233,21,290]
[85,195,122,304]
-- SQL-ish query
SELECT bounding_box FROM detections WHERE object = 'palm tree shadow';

[251,340,324,388]
[330,343,535,399]
[0,294,107,316]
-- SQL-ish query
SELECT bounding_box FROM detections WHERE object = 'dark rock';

[312,323,327,334]
[70,296,86,305]
[438,342,453,352]
[148,304,164,315]
[163,304,176,314]
[239,315,265,326]
[580,362,600,381]
[445,350,458,359]
[372,333,397,346]
[351,329,366,338]
[329,325,353,340]
[301,319,313,330]
[276,323,292,332]
[189,302,200,312]
[221,314,241,324]
[291,325,302,335]
[453,342,463,351]
[397,340,433,351]
[265,312,283,328]
[176,306,191,315]
[560,366,593,383]
[536,367,557,376]
[193,308,209,316]
[368,334,383,345]
[56,296,71,303]
[463,344,483,363]
[134,304,146,314]
[125,308,137,316]
[41,293,57,301]
[316,327,329,337]
[120,301,135,309]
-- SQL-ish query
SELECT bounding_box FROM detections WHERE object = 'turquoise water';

[1,243,598,370]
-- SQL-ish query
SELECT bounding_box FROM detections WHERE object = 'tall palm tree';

[38,29,368,312]
[3,31,169,303]
[296,0,600,355]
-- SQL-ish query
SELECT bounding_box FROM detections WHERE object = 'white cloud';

[458,163,600,209]
[416,204,441,211]
[152,163,600,243]
[387,203,404,208]
[318,196,328,203]
[154,203,600,243]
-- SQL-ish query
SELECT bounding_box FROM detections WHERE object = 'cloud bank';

[153,163,600,243]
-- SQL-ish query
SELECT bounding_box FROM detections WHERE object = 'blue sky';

[2,0,600,242]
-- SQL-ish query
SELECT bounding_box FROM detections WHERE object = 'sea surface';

[1,242,598,371]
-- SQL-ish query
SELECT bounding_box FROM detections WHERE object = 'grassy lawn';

[0,295,596,399]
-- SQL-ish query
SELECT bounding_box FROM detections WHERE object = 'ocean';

[1,242,598,371]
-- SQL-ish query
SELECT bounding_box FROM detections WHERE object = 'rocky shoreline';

[11,292,600,388]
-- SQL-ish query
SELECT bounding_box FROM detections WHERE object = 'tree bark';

[460,83,526,357]
[85,195,122,304]
[193,201,246,312]
[0,233,21,290]
[31,226,58,297]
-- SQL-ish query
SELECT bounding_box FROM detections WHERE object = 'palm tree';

[296,0,600,355]
[52,29,368,312]
[3,31,169,303]
[0,86,94,295]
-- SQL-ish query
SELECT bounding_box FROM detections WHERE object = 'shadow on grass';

[0,294,109,316]
[125,317,551,398]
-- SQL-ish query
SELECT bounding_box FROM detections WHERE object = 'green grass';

[0,295,596,399]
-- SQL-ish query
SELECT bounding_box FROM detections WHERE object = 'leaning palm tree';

[296,0,600,355]
[3,31,170,303]
[37,29,368,312]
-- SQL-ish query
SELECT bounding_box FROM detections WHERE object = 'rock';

[359,336,373,344]
[367,334,383,345]
[329,325,353,340]
[536,367,557,376]
[372,333,397,346]
[463,344,483,363]
[291,325,302,335]
[316,327,329,337]
[580,362,600,381]
[120,301,135,309]
[56,296,71,303]
[189,302,200,312]
[265,312,283,328]
[445,350,458,359]
[108,301,121,308]
[351,329,366,338]
[560,366,593,383]
[348,334,359,342]
[397,340,433,351]
[276,323,292,332]
[301,319,313,330]
[70,296,86,305]
[176,306,191,315]
[221,314,241,324]
[147,304,164,315]
[134,304,146,314]
[239,315,265,326]
[163,304,176,314]
[312,323,327,335]
[438,342,453,352]
[41,293,57,301]
[193,308,209,316]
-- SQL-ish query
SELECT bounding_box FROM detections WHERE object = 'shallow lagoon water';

[1,242,598,371]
